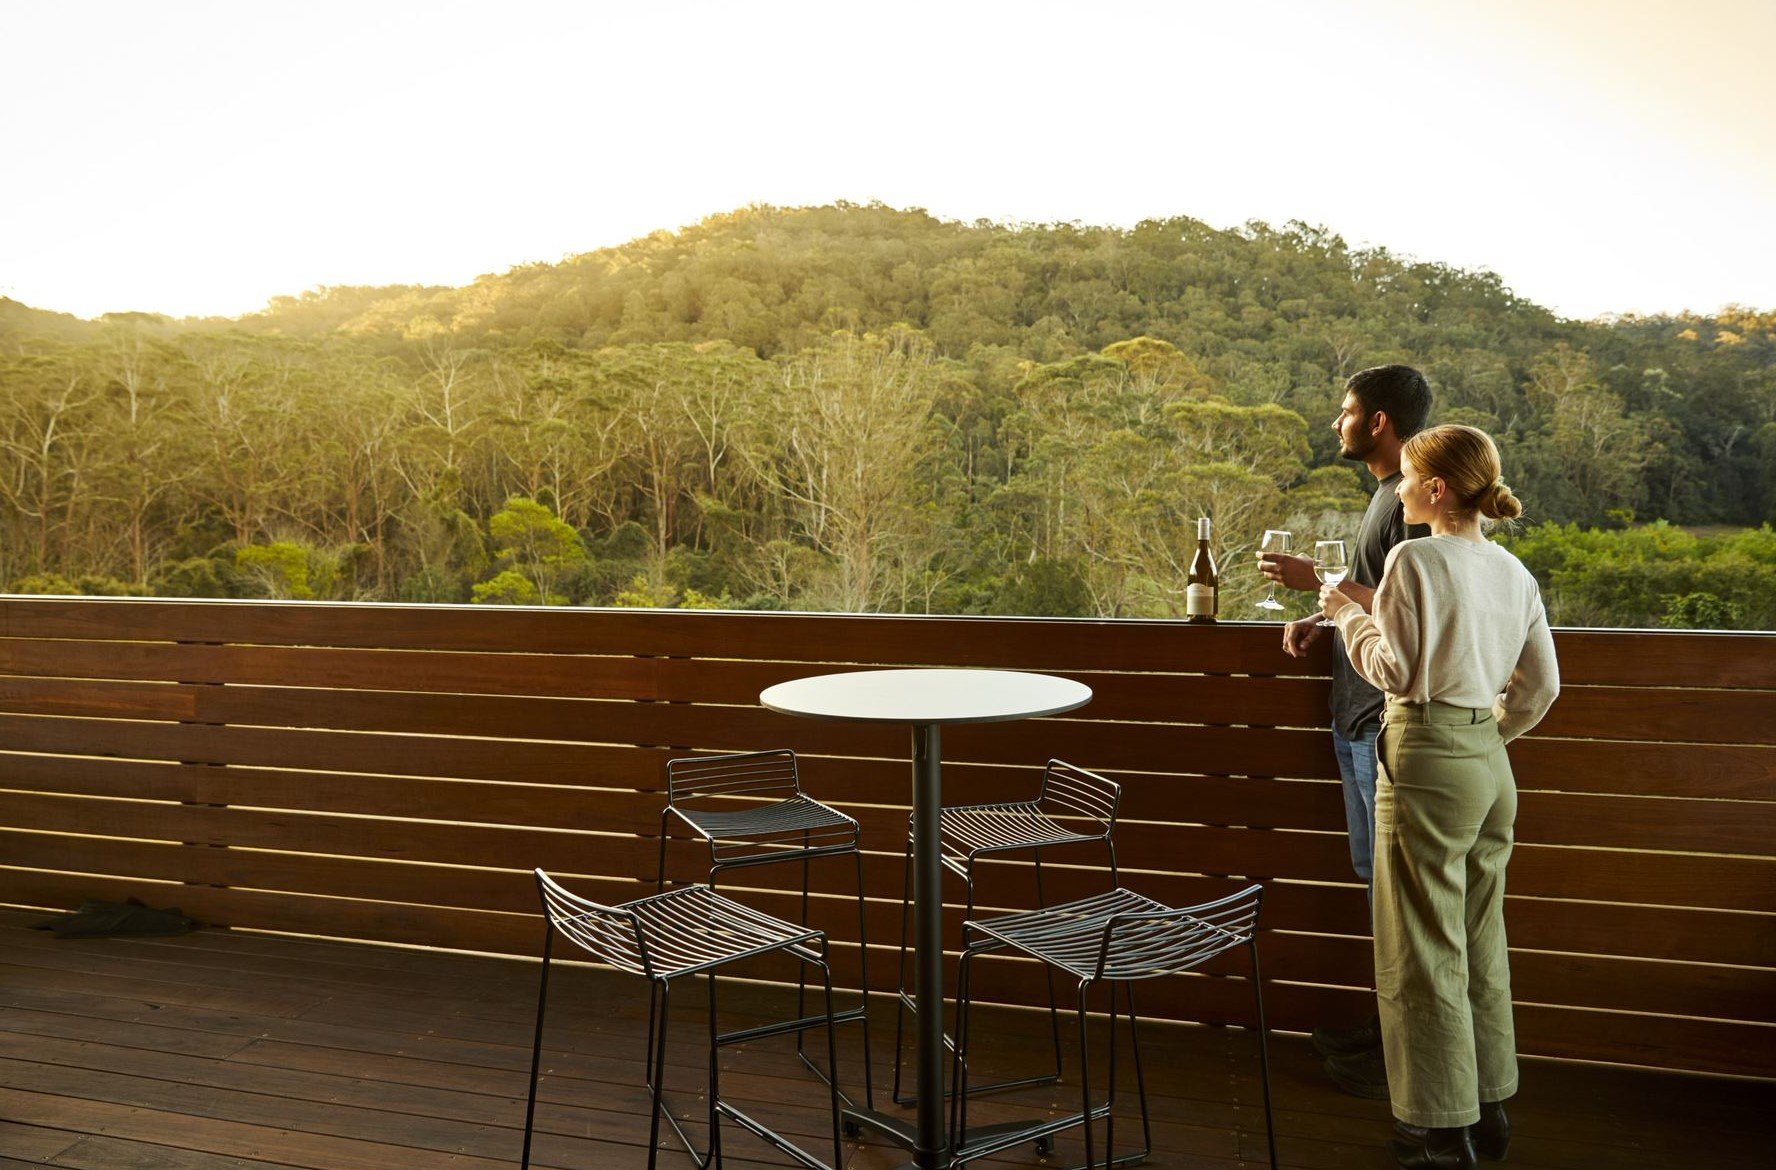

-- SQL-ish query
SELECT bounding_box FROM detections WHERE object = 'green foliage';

[9,573,80,595]
[2,205,1771,626]
[1660,592,1744,629]
[483,496,588,605]
[991,559,1093,616]
[471,569,542,605]
[235,542,323,600]
[233,541,365,601]
[1502,522,1776,630]
[153,556,236,599]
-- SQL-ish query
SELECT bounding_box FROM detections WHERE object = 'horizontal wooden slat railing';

[0,597,1770,1079]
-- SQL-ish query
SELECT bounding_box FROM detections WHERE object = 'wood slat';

[1515,791,1776,855]
[1508,737,1775,800]
[1548,629,1776,689]
[1258,932,1776,1023]
[1532,684,1776,744]
[0,713,671,786]
[7,598,1774,684]
[11,745,1764,859]
[2,595,1772,1084]
[0,705,1346,781]
[0,600,1335,675]
[0,636,670,700]
[8,778,1770,918]
[1512,1004,1776,1079]
[0,756,662,833]
[0,637,1337,725]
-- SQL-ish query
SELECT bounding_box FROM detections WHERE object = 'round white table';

[760,668,1093,1170]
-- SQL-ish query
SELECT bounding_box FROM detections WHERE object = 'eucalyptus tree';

[0,348,99,580]
[182,335,321,549]
[482,342,623,532]
[86,325,198,585]
[596,341,767,567]
[742,328,946,612]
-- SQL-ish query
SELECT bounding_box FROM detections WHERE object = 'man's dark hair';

[1346,365,1433,439]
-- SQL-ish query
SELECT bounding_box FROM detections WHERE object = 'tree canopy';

[1,204,1771,627]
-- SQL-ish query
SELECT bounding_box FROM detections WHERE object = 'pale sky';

[2,0,1772,322]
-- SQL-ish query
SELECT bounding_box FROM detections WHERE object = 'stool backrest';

[1036,759,1121,835]
[1096,883,1263,981]
[666,748,802,806]
[534,869,652,977]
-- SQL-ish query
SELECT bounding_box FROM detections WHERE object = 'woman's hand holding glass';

[1313,540,1349,627]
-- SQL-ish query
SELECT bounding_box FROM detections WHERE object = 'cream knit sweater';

[1330,535,1560,743]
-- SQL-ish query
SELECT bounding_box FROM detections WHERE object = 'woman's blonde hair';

[1401,424,1523,522]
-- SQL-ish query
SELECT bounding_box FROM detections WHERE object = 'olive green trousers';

[1374,700,1520,1127]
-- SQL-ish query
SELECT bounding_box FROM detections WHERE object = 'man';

[1260,363,1432,1099]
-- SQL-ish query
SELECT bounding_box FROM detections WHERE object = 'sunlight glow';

[1,0,1771,321]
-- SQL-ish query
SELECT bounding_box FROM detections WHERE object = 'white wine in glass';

[1313,539,1349,627]
[1255,529,1290,611]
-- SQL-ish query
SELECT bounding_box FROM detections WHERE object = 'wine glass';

[1255,529,1290,611]
[1313,539,1349,627]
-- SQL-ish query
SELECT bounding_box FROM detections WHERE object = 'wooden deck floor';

[1,907,1769,1170]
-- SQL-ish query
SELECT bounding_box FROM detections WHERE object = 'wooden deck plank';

[2,912,1772,1170]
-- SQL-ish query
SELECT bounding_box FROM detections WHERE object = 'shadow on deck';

[1,909,1769,1170]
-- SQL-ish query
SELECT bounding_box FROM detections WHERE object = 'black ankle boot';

[1471,1101,1510,1161]
[1391,1121,1477,1169]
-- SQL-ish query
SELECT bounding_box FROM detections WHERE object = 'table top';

[760,668,1092,726]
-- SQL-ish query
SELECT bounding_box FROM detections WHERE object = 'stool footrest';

[719,1010,840,1047]
[951,1104,1113,1166]
[840,1104,918,1149]
[717,1100,837,1170]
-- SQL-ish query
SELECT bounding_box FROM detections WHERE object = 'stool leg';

[891,831,915,1104]
[706,972,723,1169]
[779,846,874,1113]
[1106,977,1119,1170]
[521,926,554,1170]
[1126,983,1153,1162]
[703,862,730,1165]
[1077,979,1096,1170]
[648,981,674,1170]
[1032,848,1065,1085]
[949,942,975,1147]
[955,854,1063,1099]
[1250,940,1278,1170]
[794,844,812,1063]
[819,941,844,1170]
[852,843,876,1108]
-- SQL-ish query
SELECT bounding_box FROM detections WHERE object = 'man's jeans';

[1333,722,1381,896]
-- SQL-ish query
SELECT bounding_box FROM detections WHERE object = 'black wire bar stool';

[892,758,1121,1104]
[522,870,844,1170]
[948,884,1277,1170]
[659,749,873,1108]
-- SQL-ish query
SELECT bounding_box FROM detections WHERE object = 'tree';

[0,352,99,580]
[742,329,946,612]
[1518,344,1652,524]
[484,496,587,605]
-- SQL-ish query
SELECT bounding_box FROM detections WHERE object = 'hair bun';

[1482,480,1524,521]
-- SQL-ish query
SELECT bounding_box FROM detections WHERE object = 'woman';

[1319,424,1559,1170]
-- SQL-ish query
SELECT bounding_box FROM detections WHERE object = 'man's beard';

[1339,423,1376,461]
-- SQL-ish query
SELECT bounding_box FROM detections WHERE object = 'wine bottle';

[1186,516,1218,623]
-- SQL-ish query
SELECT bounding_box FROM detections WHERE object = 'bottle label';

[1186,583,1215,617]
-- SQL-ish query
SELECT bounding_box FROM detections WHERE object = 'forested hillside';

[2,204,1772,626]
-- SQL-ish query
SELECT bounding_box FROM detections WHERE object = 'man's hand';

[1282,615,1325,658]
[1258,551,1320,592]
